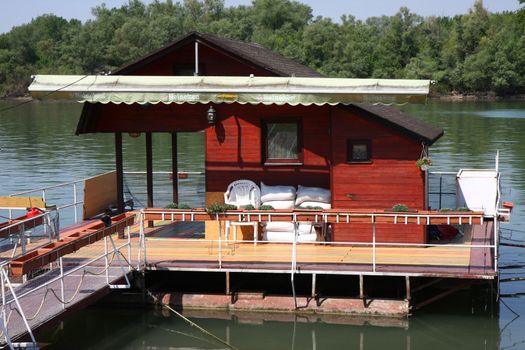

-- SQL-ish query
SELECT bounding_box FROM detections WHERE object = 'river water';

[0,100,524,349]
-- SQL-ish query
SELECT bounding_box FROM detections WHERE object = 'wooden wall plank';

[205,104,331,192]
[83,171,117,220]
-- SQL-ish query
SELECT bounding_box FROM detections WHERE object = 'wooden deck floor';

[63,221,495,278]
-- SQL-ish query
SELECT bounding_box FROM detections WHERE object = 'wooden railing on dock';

[9,212,135,276]
[142,208,485,225]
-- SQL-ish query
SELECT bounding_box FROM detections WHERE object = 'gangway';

[0,211,136,349]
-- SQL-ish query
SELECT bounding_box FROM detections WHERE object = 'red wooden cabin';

[75,32,443,244]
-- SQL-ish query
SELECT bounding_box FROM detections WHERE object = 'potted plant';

[416,157,432,171]
[391,203,410,212]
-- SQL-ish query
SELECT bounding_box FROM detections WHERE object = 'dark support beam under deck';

[146,132,154,227]
[115,132,124,214]
[172,132,178,204]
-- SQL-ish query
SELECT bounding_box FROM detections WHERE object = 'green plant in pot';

[206,203,238,214]
[416,157,432,171]
[391,203,409,212]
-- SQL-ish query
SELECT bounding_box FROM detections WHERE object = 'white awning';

[28,75,431,105]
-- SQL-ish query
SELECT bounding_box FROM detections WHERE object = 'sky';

[0,0,522,34]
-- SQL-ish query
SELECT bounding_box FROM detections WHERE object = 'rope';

[146,290,239,350]
[4,250,130,323]
[148,324,218,347]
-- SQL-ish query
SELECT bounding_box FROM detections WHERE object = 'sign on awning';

[29,75,431,105]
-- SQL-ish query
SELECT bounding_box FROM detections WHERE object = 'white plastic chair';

[223,180,261,245]
[223,179,261,209]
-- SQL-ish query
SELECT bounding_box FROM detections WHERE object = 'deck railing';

[0,210,59,261]
[0,225,133,348]
[427,171,458,210]
[138,208,497,278]
[4,171,204,230]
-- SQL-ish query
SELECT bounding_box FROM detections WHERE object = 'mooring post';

[359,274,364,299]
[405,276,411,302]
[225,272,230,295]
[311,273,317,298]
[405,276,411,313]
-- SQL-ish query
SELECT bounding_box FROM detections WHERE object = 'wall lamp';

[128,132,141,138]
[207,105,217,125]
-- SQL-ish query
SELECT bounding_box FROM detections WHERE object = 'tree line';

[0,0,524,97]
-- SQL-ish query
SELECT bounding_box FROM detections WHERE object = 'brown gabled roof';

[348,103,444,145]
[114,31,323,77]
[81,33,440,143]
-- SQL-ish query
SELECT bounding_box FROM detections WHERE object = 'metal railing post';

[127,226,132,272]
[73,183,78,224]
[59,257,65,310]
[438,175,443,209]
[42,189,47,238]
[494,219,498,273]
[218,216,222,269]
[1,267,6,326]
[0,317,14,350]
[104,236,109,284]
[372,215,376,273]
[108,235,131,288]
[0,268,36,345]
[291,222,298,309]
[139,211,146,269]
[20,222,26,255]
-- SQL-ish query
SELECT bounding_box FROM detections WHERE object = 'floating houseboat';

[0,32,511,347]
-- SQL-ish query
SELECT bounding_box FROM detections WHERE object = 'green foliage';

[297,205,324,210]
[416,157,432,168]
[439,207,471,212]
[258,204,274,210]
[391,203,409,212]
[206,203,237,213]
[1,0,524,97]
[243,204,256,210]
[165,202,191,209]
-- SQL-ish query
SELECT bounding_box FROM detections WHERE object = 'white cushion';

[298,233,317,242]
[298,201,332,209]
[263,231,317,242]
[263,231,295,242]
[263,222,295,232]
[260,182,296,202]
[295,185,331,205]
[261,200,295,209]
[297,222,315,235]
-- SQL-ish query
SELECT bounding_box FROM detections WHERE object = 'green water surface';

[1,100,525,349]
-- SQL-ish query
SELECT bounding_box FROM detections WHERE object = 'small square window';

[262,120,302,164]
[347,140,371,162]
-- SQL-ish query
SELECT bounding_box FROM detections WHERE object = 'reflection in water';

[1,101,525,349]
[42,307,500,350]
